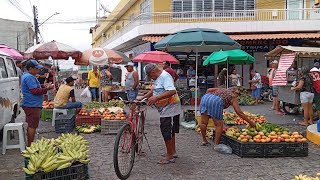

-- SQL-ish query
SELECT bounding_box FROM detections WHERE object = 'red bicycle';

[113,98,150,179]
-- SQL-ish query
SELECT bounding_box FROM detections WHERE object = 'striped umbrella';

[75,48,130,66]
[24,40,81,60]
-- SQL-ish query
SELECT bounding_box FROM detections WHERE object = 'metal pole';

[195,49,198,118]
[33,6,39,44]
[227,60,229,88]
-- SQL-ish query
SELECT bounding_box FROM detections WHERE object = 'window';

[173,0,255,18]
[0,57,8,78]
[6,59,17,77]
[140,0,151,14]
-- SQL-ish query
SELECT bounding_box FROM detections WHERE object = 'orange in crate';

[196,116,215,128]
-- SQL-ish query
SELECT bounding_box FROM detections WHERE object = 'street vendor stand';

[265,45,320,115]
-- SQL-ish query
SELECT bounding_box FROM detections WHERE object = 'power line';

[7,0,33,20]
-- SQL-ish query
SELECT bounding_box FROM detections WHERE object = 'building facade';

[0,18,35,52]
[91,0,320,87]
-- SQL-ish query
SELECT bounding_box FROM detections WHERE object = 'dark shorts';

[89,87,100,99]
[22,107,41,128]
[160,114,180,141]
[314,92,320,111]
[272,86,279,97]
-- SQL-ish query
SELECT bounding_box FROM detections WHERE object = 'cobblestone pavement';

[1,90,320,180]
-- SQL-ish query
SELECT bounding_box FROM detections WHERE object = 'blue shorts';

[199,94,224,120]
[126,89,138,102]
[272,86,279,97]
[89,87,100,99]
[251,88,261,99]
[58,102,82,109]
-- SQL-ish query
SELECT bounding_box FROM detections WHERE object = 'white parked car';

[0,51,20,131]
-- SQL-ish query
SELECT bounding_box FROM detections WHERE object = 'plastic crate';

[101,120,126,135]
[221,134,308,158]
[55,114,75,133]
[41,109,53,121]
[75,116,101,126]
[25,163,88,180]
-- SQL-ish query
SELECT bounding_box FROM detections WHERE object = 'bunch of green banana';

[22,141,58,175]
[22,138,55,158]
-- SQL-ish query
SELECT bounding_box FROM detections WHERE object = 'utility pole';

[33,5,40,44]
[16,32,20,51]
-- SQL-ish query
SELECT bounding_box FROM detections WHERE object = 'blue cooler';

[317,120,320,132]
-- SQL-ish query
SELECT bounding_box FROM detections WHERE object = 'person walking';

[199,87,255,151]
[163,61,179,82]
[310,62,320,121]
[217,68,227,88]
[88,65,101,102]
[100,65,113,102]
[139,63,181,164]
[54,76,82,111]
[269,60,284,115]
[229,69,241,87]
[249,69,262,105]
[292,67,314,126]
[21,60,54,147]
[125,62,139,102]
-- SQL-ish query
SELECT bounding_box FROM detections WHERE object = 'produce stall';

[74,100,126,134]
[22,134,90,179]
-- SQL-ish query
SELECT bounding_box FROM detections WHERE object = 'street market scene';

[0,0,320,180]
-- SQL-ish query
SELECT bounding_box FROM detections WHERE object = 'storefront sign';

[238,39,294,52]
[132,42,151,57]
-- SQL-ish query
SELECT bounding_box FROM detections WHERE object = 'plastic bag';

[213,144,232,154]
[80,87,91,98]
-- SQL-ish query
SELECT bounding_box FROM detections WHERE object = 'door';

[287,0,304,20]
[6,58,19,109]
[0,56,11,129]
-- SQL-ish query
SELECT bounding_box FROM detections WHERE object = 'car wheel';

[282,102,299,115]
[268,94,273,102]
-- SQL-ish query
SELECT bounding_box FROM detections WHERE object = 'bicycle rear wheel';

[113,124,136,180]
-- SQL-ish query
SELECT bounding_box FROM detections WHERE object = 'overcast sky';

[0,0,120,69]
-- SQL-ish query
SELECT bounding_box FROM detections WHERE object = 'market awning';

[265,45,320,58]
[142,33,320,43]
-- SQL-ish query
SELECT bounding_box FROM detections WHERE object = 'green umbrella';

[203,49,255,66]
[154,28,241,52]
[154,28,241,115]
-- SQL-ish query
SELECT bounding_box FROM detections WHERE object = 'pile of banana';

[195,125,214,139]
[293,173,320,180]
[22,133,90,175]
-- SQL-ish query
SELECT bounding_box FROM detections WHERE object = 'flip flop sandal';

[161,154,178,158]
[201,142,211,146]
[157,158,175,165]
[298,122,309,126]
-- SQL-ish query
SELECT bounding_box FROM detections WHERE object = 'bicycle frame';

[120,102,147,152]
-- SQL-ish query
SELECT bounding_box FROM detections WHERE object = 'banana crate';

[25,158,89,180]
[101,120,126,135]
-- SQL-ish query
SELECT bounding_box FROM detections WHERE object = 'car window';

[0,57,8,78]
[6,58,17,77]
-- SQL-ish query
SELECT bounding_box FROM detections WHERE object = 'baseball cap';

[271,60,278,64]
[144,63,157,74]
[124,62,134,67]
[65,76,76,84]
[26,60,43,69]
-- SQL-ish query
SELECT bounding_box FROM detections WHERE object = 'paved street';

[1,89,320,180]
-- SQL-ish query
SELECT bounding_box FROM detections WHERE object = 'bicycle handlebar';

[118,97,148,106]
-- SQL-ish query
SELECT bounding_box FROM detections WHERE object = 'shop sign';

[238,39,290,52]
[132,42,151,57]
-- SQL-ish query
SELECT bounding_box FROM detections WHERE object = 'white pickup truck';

[0,51,20,131]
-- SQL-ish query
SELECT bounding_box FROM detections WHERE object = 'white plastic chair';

[2,123,25,154]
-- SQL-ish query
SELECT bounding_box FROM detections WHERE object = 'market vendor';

[199,87,255,152]
[54,76,82,110]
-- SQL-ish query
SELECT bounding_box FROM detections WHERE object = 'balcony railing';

[98,8,320,47]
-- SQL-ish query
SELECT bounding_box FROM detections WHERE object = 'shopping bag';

[237,79,241,86]
[81,87,91,98]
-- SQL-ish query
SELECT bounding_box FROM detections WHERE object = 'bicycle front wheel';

[113,123,136,180]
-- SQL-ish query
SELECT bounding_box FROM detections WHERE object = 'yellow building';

[91,0,320,87]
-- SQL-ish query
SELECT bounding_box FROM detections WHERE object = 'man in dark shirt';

[36,65,49,85]
[163,61,179,82]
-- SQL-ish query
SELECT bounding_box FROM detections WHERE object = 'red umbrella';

[24,40,81,60]
[75,48,130,65]
[132,51,179,64]
[0,44,23,60]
